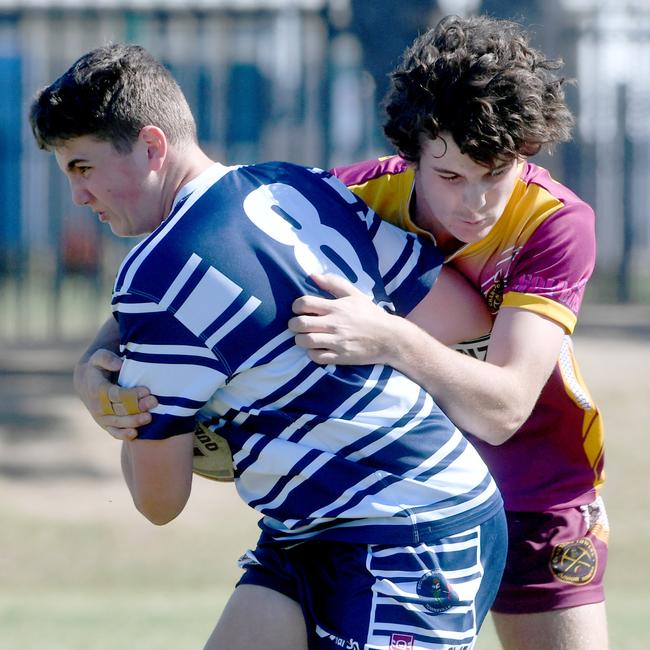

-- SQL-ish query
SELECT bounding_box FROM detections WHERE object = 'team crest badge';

[485,276,505,312]
[417,571,458,613]
[550,538,597,584]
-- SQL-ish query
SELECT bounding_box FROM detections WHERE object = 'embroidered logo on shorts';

[390,633,414,650]
[550,538,597,584]
[417,571,458,613]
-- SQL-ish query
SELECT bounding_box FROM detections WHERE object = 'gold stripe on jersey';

[558,337,605,490]
[346,164,426,236]
[502,292,578,334]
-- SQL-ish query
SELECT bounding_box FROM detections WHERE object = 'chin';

[110,224,134,238]
[455,230,481,244]
[466,224,494,243]
[108,224,125,236]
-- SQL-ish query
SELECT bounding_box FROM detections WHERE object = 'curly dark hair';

[30,43,197,153]
[383,15,575,167]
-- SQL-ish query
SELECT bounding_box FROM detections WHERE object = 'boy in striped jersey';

[31,44,506,649]
[290,15,609,650]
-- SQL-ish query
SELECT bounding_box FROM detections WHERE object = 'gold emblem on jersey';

[485,277,505,313]
[549,538,597,584]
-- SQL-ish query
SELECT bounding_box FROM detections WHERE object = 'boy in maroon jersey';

[289,14,608,650]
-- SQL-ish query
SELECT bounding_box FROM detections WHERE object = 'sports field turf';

[1,325,648,649]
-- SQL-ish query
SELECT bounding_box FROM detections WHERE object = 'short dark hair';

[30,43,197,153]
[383,15,575,167]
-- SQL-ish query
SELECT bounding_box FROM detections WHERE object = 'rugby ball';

[193,418,235,482]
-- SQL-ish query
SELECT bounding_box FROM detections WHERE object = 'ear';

[138,125,167,172]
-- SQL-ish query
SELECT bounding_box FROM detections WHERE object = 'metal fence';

[1,0,649,343]
[0,3,351,340]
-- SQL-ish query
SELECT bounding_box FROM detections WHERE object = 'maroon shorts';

[491,496,609,614]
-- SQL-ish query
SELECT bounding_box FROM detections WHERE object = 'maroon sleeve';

[505,201,596,317]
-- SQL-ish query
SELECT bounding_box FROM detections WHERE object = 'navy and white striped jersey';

[113,161,502,545]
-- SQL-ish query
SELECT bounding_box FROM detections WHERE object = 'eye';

[72,164,91,177]
[439,173,463,184]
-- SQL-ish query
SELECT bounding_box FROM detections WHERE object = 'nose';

[463,182,488,212]
[70,179,92,207]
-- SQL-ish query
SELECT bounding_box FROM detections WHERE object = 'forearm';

[290,274,563,442]
[380,317,537,444]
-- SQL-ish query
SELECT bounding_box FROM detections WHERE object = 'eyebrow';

[431,162,510,176]
[431,165,461,175]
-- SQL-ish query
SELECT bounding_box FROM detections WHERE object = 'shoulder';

[497,161,596,257]
[520,162,594,221]
[245,160,340,188]
[331,155,411,187]
[241,161,361,205]
[518,163,596,250]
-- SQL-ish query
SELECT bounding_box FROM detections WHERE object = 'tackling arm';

[377,305,564,443]
[290,266,493,355]
[290,270,564,443]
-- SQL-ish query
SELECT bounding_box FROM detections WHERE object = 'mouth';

[461,217,486,227]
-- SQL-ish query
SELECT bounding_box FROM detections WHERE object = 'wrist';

[378,313,414,368]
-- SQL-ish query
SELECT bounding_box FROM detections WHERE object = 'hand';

[289,273,397,365]
[73,348,158,441]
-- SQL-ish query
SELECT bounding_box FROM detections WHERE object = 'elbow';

[469,404,532,446]
[138,506,180,526]
[135,498,186,526]
[122,435,194,525]
[481,423,517,446]
[133,486,190,525]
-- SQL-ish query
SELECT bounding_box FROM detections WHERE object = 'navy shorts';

[491,496,609,614]
[237,510,507,650]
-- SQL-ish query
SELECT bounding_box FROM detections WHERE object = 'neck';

[161,143,216,218]
[434,234,466,257]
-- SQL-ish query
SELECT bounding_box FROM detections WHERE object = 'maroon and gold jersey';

[333,156,604,511]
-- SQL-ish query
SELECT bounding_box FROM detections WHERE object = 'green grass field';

[1,329,648,649]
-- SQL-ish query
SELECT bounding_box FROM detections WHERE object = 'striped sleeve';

[114,292,229,440]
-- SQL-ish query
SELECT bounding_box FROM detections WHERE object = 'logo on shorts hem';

[416,571,458,613]
[315,625,360,649]
[390,633,414,650]
[550,537,597,584]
